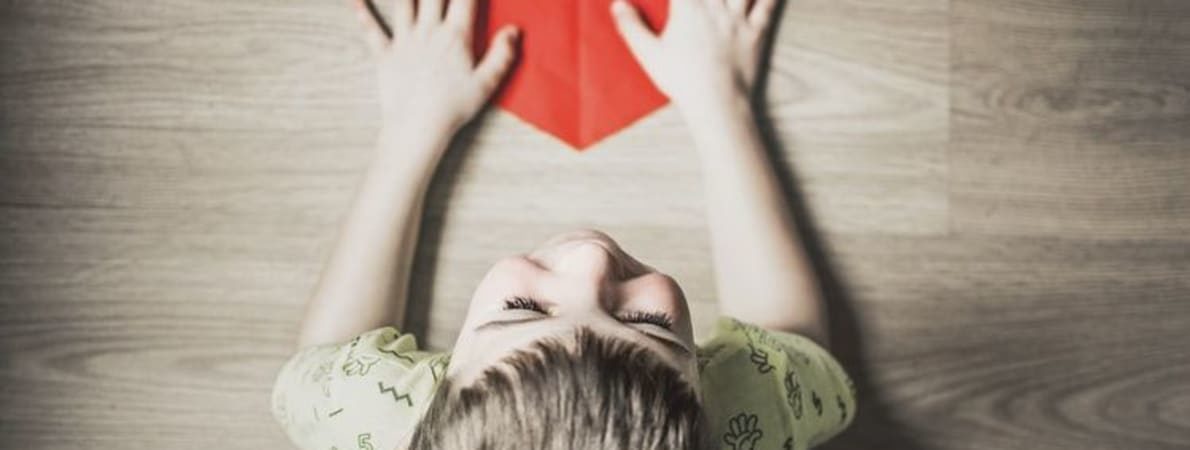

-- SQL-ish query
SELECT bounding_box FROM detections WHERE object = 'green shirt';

[271,316,856,450]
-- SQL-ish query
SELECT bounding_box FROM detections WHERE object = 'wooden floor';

[1,0,1187,448]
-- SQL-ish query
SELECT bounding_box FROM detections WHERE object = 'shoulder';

[696,316,857,450]
[271,326,450,450]
[338,326,450,378]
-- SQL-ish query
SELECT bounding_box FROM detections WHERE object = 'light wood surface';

[1,0,1187,449]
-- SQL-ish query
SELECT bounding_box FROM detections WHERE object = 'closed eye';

[503,296,674,331]
[503,296,548,313]
[486,297,690,357]
[616,310,674,330]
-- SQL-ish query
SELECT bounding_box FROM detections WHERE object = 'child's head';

[446,229,698,385]
[409,327,706,449]
[409,229,704,448]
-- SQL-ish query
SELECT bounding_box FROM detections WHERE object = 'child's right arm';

[612,0,829,348]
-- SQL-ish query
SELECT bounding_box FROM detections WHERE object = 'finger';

[726,0,748,17]
[747,0,778,31]
[610,0,659,62]
[473,25,519,93]
[446,0,477,29]
[418,0,445,24]
[702,0,728,16]
[391,0,414,34]
[352,0,389,56]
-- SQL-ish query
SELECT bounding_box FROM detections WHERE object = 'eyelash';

[617,310,675,330]
[502,296,674,330]
[503,296,547,313]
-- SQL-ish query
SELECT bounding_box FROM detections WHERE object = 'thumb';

[610,0,659,63]
[474,25,520,94]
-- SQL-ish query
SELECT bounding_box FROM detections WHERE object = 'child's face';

[447,229,699,387]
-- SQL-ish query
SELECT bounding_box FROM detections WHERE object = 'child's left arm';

[295,0,519,350]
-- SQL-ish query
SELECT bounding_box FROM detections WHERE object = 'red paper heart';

[474,0,669,150]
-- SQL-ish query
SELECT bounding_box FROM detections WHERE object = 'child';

[271,0,856,448]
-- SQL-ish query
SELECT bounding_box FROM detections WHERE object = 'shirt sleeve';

[697,316,857,450]
[270,326,450,450]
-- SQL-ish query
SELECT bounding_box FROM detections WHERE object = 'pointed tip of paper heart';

[548,129,598,153]
[496,101,671,152]
[484,0,672,152]
[538,122,624,152]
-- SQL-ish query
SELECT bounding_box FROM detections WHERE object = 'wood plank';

[767,0,950,237]
[951,0,1190,240]
[823,235,1190,450]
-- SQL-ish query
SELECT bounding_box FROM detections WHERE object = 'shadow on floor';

[754,108,928,450]
[400,117,484,347]
[753,4,928,446]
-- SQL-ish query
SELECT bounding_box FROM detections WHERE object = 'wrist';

[676,91,767,164]
[381,110,461,140]
[374,123,454,175]
[674,86,754,128]
[678,91,756,136]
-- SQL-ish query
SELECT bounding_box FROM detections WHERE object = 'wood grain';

[1,0,1187,449]
[951,0,1190,240]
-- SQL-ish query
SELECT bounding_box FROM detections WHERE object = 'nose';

[554,241,619,284]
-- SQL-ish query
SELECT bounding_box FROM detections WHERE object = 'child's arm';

[296,0,519,350]
[613,0,829,348]
[688,99,829,348]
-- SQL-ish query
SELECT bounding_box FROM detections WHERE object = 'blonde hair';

[408,327,707,449]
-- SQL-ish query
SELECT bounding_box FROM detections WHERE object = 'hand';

[610,0,778,117]
[722,412,764,450]
[351,0,520,135]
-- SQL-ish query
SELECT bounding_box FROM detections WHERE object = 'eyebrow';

[475,316,693,358]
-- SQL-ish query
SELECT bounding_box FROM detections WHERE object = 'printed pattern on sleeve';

[697,316,857,450]
[270,326,449,450]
